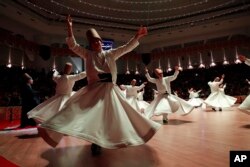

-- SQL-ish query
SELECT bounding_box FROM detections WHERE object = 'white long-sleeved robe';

[144,71,194,119]
[39,35,161,149]
[238,58,250,114]
[27,70,86,123]
[27,71,87,146]
[187,90,204,107]
[205,80,236,108]
[120,84,149,113]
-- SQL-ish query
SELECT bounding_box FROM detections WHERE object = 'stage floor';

[0,105,249,167]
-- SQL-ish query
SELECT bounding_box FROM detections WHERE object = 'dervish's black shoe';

[91,143,102,156]
[163,119,168,124]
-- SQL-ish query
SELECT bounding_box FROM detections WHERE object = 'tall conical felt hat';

[64,62,72,74]
[86,28,102,42]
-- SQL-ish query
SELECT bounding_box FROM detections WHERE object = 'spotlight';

[199,63,205,68]
[223,60,229,65]
[187,64,193,69]
[235,58,241,64]
[125,69,130,75]
[210,62,216,67]
[6,63,12,68]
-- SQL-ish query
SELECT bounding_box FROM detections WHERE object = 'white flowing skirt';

[188,98,204,107]
[144,94,194,119]
[27,92,74,123]
[204,92,237,108]
[238,95,250,114]
[170,95,195,115]
[126,96,149,113]
[40,82,161,149]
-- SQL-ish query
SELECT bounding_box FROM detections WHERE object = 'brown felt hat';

[86,28,102,43]
[64,62,72,74]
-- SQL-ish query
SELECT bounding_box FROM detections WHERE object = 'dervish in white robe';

[39,20,161,152]
[238,56,250,114]
[120,80,149,113]
[144,67,194,123]
[28,69,86,123]
[187,88,204,107]
[204,75,236,111]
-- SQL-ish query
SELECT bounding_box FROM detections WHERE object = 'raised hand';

[238,55,246,62]
[67,15,72,27]
[66,15,73,37]
[135,26,148,40]
[174,66,179,71]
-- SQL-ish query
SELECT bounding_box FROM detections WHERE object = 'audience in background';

[19,73,40,128]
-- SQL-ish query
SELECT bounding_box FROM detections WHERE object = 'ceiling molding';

[0,0,250,52]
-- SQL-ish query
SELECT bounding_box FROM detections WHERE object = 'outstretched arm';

[239,55,250,66]
[52,69,59,77]
[145,68,156,83]
[134,26,148,41]
[66,15,87,59]
[219,74,225,84]
[52,70,60,82]
[239,55,246,62]
[111,26,148,60]
[67,15,73,37]
[153,89,159,94]
[168,66,180,81]
[246,79,250,85]
[137,82,147,91]
[119,84,127,90]
[68,71,87,82]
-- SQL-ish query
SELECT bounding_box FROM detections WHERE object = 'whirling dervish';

[187,88,204,107]
[204,74,236,111]
[144,66,194,124]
